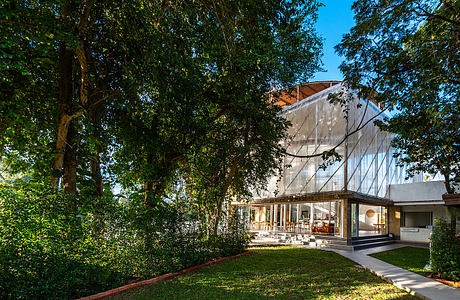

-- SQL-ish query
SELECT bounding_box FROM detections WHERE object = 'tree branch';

[413,3,460,26]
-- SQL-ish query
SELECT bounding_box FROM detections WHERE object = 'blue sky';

[312,0,355,82]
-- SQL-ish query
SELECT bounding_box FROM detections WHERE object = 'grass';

[370,246,431,277]
[115,246,417,299]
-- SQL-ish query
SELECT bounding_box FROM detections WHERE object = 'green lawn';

[114,247,417,299]
[370,246,431,277]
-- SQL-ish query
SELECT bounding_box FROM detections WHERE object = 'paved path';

[329,245,460,300]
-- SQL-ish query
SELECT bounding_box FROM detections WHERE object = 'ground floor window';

[242,201,389,238]
[246,201,344,237]
[357,204,388,236]
[401,212,432,228]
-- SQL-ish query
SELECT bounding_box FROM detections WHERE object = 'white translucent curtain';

[254,87,421,200]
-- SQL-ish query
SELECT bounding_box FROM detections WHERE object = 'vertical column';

[288,204,292,232]
[310,203,314,234]
[385,206,389,234]
[283,204,287,231]
[279,204,282,229]
[270,205,274,231]
[341,199,347,239]
[274,204,278,232]
[288,204,292,223]
[339,201,344,238]
[375,141,379,196]
[296,204,301,233]
[280,204,286,231]
[357,131,362,193]
[385,139,390,196]
[388,206,400,237]
[346,200,352,244]
[283,205,286,231]
[248,205,252,230]
[314,103,318,192]
[344,103,349,191]
[296,204,300,222]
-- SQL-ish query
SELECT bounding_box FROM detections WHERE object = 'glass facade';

[255,84,421,200]
[249,201,343,236]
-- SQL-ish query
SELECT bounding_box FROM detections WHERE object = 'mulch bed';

[427,273,460,289]
[79,250,252,300]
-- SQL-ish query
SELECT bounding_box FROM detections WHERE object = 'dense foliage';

[0,0,323,297]
[430,218,460,281]
[336,0,460,193]
[0,0,322,196]
[0,0,322,225]
[0,181,249,299]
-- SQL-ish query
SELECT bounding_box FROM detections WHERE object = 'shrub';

[0,181,249,299]
[430,218,460,281]
[0,181,128,299]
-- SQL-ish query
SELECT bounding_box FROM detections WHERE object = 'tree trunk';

[205,199,224,238]
[144,181,154,206]
[90,151,103,196]
[89,97,104,196]
[62,121,77,194]
[51,2,77,188]
[52,38,74,187]
[205,210,217,238]
[444,174,454,194]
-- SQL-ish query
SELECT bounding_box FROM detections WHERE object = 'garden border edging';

[79,250,252,300]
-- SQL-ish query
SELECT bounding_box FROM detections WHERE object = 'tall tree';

[184,92,290,237]
[111,0,323,210]
[1,1,171,194]
[1,0,63,179]
[1,1,323,234]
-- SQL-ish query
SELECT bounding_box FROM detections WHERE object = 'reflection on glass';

[351,203,358,237]
[358,204,387,236]
[247,201,344,237]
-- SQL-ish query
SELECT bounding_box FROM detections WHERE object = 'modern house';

[234,81,458,249]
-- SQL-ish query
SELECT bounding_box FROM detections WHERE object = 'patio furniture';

[373,223,385,233]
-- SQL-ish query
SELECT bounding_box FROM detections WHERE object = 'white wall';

[390,181,447,204]
[399,205,447,243]
[400,227,432,243]
[359,204,381,230]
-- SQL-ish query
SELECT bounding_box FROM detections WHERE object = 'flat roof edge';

[245,191,392,206]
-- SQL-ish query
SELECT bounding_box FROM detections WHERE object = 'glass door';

[351,203,358,237]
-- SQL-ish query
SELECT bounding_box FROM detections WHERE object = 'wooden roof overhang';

[272,81,341,108]
[442,193,460,207]
[242,191,393,207]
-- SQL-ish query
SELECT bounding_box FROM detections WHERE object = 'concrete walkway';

[330,244,460,300]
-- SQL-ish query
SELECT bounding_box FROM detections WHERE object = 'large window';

[402,212,432,228]
[358,204,387,236]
